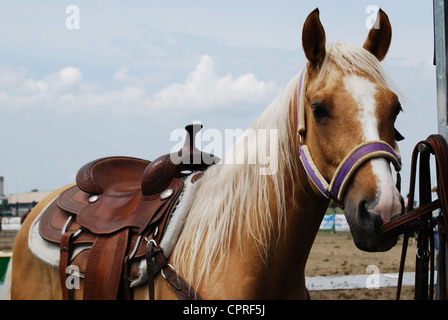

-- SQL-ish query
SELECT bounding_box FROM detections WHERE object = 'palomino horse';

[5,8,404,299]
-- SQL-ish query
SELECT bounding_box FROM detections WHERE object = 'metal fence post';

[433,0,448,300]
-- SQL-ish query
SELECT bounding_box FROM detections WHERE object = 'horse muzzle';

[343,158,404,252]
[345,198,402,252]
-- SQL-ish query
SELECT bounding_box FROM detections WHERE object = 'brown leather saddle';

[38,124,218,300]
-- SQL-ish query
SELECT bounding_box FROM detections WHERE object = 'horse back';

[11,185,73,299]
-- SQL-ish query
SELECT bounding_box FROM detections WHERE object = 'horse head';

[300,9,403,252]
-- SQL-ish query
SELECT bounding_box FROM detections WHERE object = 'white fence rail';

[306,272,426,291]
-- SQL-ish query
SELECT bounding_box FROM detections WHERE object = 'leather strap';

[163,267,202,300]
[83,229,129,300]
[146,240,159,300]
[395,233,409,299]
[438,217,447,299]
[145,238,201,300]
[382,200,441,234]
[59,231,76,300]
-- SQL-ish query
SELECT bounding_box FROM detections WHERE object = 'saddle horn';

[179,123,203,165]
[141,124,219,196]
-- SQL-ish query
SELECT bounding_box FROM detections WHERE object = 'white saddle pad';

[28,173,201,287]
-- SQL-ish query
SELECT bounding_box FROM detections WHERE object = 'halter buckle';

[329,194,345,210]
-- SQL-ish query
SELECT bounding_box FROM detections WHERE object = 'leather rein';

[382,134,448,300]
[296,69,402,207]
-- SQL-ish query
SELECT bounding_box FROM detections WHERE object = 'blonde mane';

[171,41,392,288]
[171,73,301,288]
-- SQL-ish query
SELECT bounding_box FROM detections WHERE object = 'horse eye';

[311,103,329,121]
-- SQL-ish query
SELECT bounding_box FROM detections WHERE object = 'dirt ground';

[305,232,417,300]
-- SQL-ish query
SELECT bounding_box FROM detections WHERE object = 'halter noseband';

[297,69,402,208]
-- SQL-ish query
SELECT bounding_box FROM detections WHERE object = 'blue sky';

[0,1,437,197]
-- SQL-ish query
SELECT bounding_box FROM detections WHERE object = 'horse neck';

[191,100,329,299]
[191,159,328,299]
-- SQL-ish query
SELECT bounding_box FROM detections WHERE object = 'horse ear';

[302,8,326,67]
[363,9,392,61]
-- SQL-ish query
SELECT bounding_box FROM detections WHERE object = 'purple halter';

[296,69,402,207]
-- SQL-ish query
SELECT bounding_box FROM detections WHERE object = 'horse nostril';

[358,200,369,218]
[357,200,383,230]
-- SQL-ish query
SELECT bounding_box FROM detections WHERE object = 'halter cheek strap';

[297,69,402,206]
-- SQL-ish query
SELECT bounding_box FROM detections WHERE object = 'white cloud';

[113,66,142,85]
[0,55,281,115]
[148,55,281,111]
[0,66,84,111]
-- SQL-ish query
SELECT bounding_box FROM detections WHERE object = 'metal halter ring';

[144,226,159,247]
[416,247,430,259]
[146,238,157,248]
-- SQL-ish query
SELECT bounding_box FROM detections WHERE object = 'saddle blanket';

[28,173,202,288]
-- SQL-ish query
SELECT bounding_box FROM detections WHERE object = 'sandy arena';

[305,232,418,300]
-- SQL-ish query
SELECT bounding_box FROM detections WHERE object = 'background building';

[0,176,52,216]
[7,190,52,216]
[0,177,6,203]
